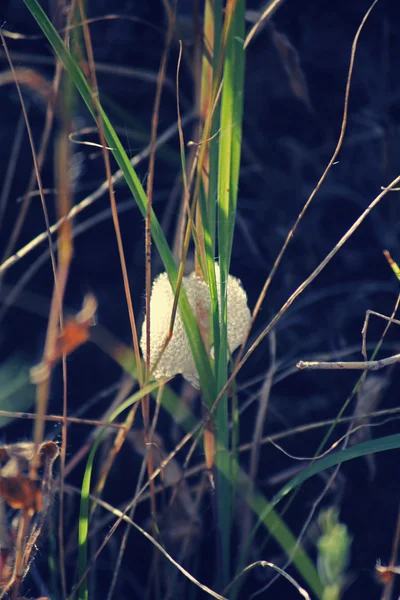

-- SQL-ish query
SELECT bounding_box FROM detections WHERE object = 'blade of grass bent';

[23,0,216,405]
[265,433,400,517]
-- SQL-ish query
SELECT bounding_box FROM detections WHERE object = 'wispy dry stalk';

[143,0,177,555]
[0,45,63,292]
[297,354,400,371]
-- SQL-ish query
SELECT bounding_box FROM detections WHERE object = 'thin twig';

[0,45,63,288]
[0,409,127,428]
[244,0,285,49]
[297,354,400,371]
[143,11,177,585]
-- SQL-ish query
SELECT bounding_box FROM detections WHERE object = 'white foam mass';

[140,263,251,387]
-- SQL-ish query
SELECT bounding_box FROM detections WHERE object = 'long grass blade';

[272,433,400,510]
[215,0,245,586]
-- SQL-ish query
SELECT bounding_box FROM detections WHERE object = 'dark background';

[1,0,400,598]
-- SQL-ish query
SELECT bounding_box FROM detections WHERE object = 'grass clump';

[0,1,399,599]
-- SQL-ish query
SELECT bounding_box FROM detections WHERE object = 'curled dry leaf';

[30,294,97,384]
[0,441,59,593]
[0,441,59,513]
[48,293,97,366]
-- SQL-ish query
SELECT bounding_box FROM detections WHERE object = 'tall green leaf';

[215,0,246,586]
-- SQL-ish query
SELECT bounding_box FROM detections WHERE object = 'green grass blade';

[217,1,245,276]
[215,0,246,586]
[272,433,400,509]
[77,381,160,599]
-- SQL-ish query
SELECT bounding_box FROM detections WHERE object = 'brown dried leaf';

[0,441,59,513]
[0,475,41,512]
[47,294,97,366]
